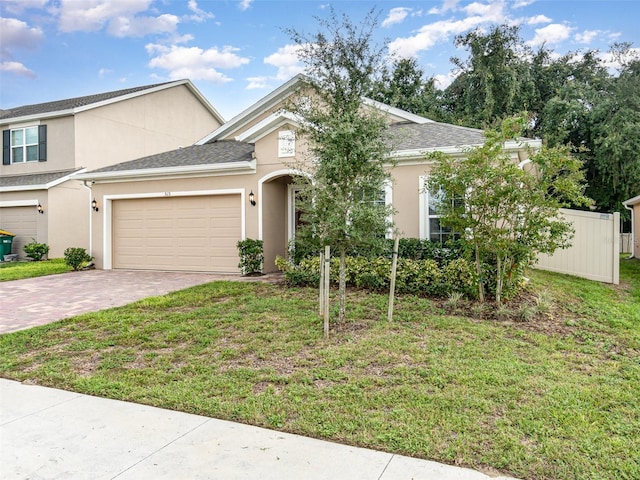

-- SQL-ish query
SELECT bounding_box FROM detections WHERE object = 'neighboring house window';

[420,176,461,246]
[278,130,295,157]
[2,125,47,165]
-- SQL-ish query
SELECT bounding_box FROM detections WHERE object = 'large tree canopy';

[378,25,639,218]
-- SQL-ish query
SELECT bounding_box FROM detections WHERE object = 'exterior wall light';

[37,204,44,214]
[249,190,256,206]
[91,198,99,212]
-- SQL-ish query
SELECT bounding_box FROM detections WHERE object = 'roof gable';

[0,80,224,124]
[198,74,432,144]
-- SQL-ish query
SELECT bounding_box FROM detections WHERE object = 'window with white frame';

[3,125,47,165]
[278,130,295,157]
[420,176,461,246]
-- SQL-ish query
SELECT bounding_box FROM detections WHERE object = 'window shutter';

[2,130,9,165]
[38,125,47,162]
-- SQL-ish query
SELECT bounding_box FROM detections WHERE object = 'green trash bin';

[0,230,16,258]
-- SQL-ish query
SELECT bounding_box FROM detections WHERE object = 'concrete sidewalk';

[0,379,517,480]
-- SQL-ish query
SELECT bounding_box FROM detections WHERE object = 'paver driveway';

[0,269,281,335]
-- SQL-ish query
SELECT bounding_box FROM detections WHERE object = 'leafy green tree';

[443,25,536,128]
[285,8,395,322]
[427,116,592,303]
[370,57,444,120]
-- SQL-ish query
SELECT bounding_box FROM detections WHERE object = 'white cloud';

[526,14,551,25]
[433,71,458,89]
[58,0,153,32]
[513,0,535,7]
[0,0,48,14]
[146,43,250,83]
[382,7,412,28]
[0,60,36,78]
[0,17,44,55]
[575,30,602,44]
[527,23,573,47]
[246,76,269,90]
[187,0,215,21]
[57,0,181,38]
[98,67,112,78]
[391,0,507,57]
[428,0,460,15]
[0,17,43,75]
[107,14,179,37]
[239,0,253,11]
[264,44,305,80]
[598,47,640,72]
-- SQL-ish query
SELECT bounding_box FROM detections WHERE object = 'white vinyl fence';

[535,208,620,285]
[620,233,632,254]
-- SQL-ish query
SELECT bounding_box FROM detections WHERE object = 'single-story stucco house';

[76,75,539,273]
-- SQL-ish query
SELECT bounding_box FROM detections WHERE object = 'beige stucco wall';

[0,116,75,176]
[0,190,49,258]
[75,85,221,171]
[47,181,90,257]
[0,182,91,258]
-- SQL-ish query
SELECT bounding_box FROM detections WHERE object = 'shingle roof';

[0,82,176,121]
[0,168,82,188]
[89,140,254,173]
[390,122,486,151]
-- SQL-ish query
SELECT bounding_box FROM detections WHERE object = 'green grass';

[1,259,639,480]
[0,258,72,281]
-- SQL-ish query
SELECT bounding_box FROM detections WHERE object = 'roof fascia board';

[623,194,640,206]
[0,169,86,193]
[198,74,305,144]
[235,112,301,143]
[361,97,433,124]
[75,160,256,183]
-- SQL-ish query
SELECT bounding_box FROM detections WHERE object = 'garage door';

[0,206,38,258]
[112,195,241,272]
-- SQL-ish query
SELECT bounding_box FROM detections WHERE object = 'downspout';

[82,180,93,257]
[624,202,634,259]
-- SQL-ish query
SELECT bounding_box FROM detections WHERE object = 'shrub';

[23,239,50,261]
[64,247,93,271]
[237,239,263,275]
[275,252,476,298]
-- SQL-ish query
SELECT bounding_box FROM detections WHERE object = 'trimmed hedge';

[275,254,477,298]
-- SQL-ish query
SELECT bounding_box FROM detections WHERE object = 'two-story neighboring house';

[0,80,224,258]
[77,75,538,273]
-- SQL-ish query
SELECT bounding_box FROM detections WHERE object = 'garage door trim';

[103,189,246,270]
[0,199,40,208]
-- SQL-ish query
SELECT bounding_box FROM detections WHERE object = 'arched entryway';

[258,170,310,272]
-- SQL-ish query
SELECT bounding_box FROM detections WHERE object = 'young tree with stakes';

[285,8,396,323]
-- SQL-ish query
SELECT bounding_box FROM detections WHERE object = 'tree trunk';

[475,244,485,302]
[339,247,346,322]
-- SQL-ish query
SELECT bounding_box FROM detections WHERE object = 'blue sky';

[1,0,639,120]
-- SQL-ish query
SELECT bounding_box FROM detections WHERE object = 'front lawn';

[1,259,638,479]
[0,258,72,281]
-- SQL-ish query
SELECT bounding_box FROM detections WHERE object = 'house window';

[358,181,393,238]
[278,130,295,157]
[3,125,47,165]
[421,177,461,246]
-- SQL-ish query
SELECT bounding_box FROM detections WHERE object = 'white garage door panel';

[0,207,38,258]
[113,195,241,272]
